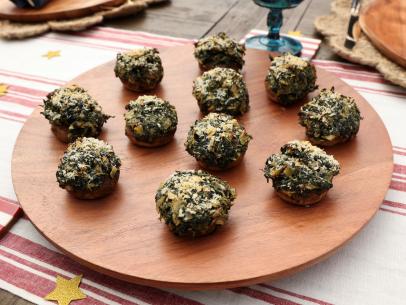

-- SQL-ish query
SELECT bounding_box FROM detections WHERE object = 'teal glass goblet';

[246,0,303,55]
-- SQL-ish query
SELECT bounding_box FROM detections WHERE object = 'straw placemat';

[314,0,406,88]
[0,0,168,40]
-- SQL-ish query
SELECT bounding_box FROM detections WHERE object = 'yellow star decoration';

[45,275,86,305]
[43,50,61,60]
[287,31,302,37]
[0,83,8,97]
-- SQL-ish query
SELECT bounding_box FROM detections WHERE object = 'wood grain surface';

[0,0,126,22]
[11,45,393,290]
[359,0,406,68]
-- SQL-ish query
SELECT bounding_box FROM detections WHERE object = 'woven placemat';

[0,0,168,40]
[314,0,406,88]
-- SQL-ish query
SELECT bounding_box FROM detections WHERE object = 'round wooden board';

[12,46,393,290]
[359,0,406,68]
[0,0,126,22]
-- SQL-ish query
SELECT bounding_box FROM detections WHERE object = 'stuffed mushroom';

[41,85,111,143]
[124,95,178,147]
[194,32,246,71]
[265,53,317,106]
[56,137,121,200]
[114,48,164,92]
[155,170,236,237]
[263,140,340,206]
[299,88,361,146]
[185,113,252,170]
[192,67,249,115]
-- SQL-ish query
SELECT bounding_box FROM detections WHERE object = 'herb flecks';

[299,88,361,145]
[264,140,340,199]
[155,170,236,237]
[194,32,246,71]
[56,137,121,192]
[265,53,317,106]
[114,48,163,91]
[124,95,178,144]
[41,85,111,142]
[185,113,252,169]
[193,67,249,116]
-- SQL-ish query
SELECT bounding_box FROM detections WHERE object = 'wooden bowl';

[360,0,406,68]
[12,46,393,290]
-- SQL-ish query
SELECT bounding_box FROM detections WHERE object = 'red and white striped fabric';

[0,196,21,236]
[0,27,405,305]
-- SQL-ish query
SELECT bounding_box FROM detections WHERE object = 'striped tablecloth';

[0,27,405,305]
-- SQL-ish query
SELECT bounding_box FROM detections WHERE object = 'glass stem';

[267,8,283,40]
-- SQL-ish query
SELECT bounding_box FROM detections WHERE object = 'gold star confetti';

[44,274,86,305]
[287,31,302,37]
[0,84,8,97]
[43,50,61,60]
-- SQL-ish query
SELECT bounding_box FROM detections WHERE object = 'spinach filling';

[114,48,163,89]
[194,32,246,70]
[124,95,178,143]
[193,67,249,115]
[299,87,361,143]
[56,138,121,192]
[155,170,236,237]
[264,140,340,197]
[265,53,317,106]
[41,85,111,142]
[185,113,252,169]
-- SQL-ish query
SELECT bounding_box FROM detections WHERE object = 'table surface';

[0,0,341,303]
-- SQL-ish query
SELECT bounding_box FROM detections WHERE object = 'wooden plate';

[0,0,126,22]
[359,0,406,68]
[12,46,393,290]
